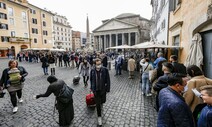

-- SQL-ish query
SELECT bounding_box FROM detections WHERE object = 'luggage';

[86,93,96,106]
[73,75,80,85]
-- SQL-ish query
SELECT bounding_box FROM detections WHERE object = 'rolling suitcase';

[73,75,80,85]
[86,93,96,106]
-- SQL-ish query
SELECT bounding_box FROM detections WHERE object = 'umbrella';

[109,44,134,49]
[185,33,203,68]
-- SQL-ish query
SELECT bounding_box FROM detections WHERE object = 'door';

[201,30,212,78]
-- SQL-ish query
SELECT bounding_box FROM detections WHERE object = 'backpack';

[57,84,74,103]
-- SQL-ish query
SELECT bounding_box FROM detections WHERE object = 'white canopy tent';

[107,44,134,49]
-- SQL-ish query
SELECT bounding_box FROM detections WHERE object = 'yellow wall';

[28,4,53,49]
[0,0,30,56]
[169,0,212,63]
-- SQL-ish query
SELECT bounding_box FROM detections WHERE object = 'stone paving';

[0,59,157,127]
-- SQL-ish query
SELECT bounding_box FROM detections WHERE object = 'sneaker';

[147,93,152,97]
[13,107,18,113]
[141,92,145,95]
[19,98,23,103]
[98,117,102,125]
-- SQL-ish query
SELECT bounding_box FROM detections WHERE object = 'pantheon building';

[92,13,151,51]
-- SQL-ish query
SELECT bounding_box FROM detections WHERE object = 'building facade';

[53,14,72,51]
[93,13,151,51]
[168,0,212,78]
[72,31,81,51]
[151,0,170,45]
[28,4,54,49]
[0,0,30,57]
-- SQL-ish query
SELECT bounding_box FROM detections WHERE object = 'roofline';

[7,0,28,8]
[28,3,55,15]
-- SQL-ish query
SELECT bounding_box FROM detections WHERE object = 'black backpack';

[57,84,74,103]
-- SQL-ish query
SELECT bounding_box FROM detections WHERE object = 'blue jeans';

[141,72,150,94]
[115,64,121,75]
[43,67,48,74]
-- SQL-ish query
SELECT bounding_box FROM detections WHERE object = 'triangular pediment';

[93,18,137,32]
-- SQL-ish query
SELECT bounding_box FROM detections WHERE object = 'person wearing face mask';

[157,75,195,127]
[79,58,91,86]
[90,58,110,126]
[184,65,212,112]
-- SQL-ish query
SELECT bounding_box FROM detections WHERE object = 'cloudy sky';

[28,0,152,32]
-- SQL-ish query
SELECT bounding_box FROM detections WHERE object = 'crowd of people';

[1,49,212,127]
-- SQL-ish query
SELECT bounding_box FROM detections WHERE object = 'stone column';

[104,35,106,51]
[128,33,131,46]
[109,34,112,47]
[135,32,138,45]
[122,33,124,45]
[116,34,118,46]
[98,35,101,51]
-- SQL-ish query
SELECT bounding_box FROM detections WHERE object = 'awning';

[132,42,182,49]
[107,44,134,49]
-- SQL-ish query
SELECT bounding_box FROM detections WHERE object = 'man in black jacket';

[169,55,187,76]
[90,58,110,126]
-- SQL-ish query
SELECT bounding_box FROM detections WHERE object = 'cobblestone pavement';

[0,59,157,127]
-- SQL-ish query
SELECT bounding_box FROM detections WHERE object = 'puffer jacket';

[157,87,195,127]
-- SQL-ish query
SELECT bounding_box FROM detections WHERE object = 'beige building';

[28,3,54,49]
[0,0,30,57]
[169,0,212,78]
[72,31,81,51]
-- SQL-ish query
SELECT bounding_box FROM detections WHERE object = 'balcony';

[9,37,31,43]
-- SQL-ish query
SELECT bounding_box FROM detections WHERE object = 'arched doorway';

[21,45,28,51]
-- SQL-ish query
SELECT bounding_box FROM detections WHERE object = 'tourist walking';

[90,58,110,126]
[40,54,49,75]
[48,54,56,75]
[35,76,74,127]
[79,58,91,86]
[157,75,195,127]
[127,55,136,79]
[0,60,28,113]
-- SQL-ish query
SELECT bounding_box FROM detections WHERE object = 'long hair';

[187,65,203,77]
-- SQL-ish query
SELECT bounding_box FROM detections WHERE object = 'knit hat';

[47,75,58,83]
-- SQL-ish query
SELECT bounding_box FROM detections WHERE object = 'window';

[61,19,63,23]
[0,23,8,30]
[11,31,15,37]
[33,10,36,14]
[42,13,45,18]
[173,0,181,11]
[161,19,165,30]
[0,12,7,19]
[34,38,37,43]
[8,7,13,16]
[0,2,6,9]
[43,21,46,26]
[32,28,38,34]
[24,33,28,38]
[61,28,63,31]
[44,39,47,44]
[43,30,48,36]
[1,36,9,42]
[58,37,59,40]
[22,12,26,19]
[172,35,180,56]
[23,21,27,28]
[32,18,37,24]
[9,18,14,25]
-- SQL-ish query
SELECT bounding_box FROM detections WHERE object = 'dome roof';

[115,13,138,18]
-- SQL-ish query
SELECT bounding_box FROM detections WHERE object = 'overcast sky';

[28,0,152,33]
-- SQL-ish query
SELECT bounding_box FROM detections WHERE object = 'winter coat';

[40,56,49,68]
[79,63,90,76]
[183,75,212,111]
[198,105,212,127]
[90,67,110,93]
[128,58,136,71]
[0,66,28,92]
[158,87,195,127]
